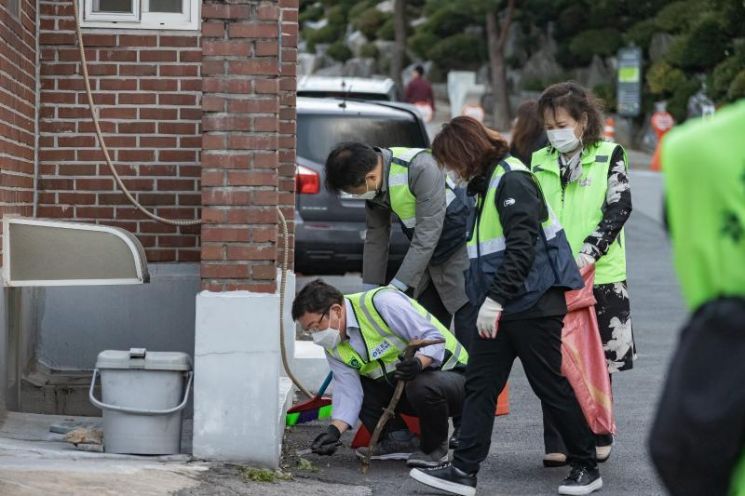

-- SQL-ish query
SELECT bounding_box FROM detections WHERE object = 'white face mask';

[348,178,377,200]
[547,127,581,153]
[311,309,342,349]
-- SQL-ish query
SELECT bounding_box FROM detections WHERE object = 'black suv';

[294,97,430,275]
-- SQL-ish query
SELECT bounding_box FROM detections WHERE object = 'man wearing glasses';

[292,279,468,468]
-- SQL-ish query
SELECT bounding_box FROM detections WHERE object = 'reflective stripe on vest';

[388,147,456,229]
[531,141,628,285]
[329,288,469,379]
[466,156,562,259]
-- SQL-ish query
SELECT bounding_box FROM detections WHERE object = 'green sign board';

[617,47,642,117]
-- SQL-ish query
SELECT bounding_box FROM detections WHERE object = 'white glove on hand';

[477,297,503,339]
[576,253,595,269]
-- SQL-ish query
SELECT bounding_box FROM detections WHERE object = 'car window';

[297,114,427,164]
[298,91,391,101]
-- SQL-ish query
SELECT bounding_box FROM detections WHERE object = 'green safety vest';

[531,141,628,285]
[732,452,745,496]
[326,288,468,380]
[466,156,582,313]
[386,147,468,265]
[663,100,745,311]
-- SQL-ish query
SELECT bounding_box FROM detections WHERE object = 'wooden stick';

[361,338,445,473]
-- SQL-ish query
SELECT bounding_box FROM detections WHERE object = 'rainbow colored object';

[285,372,333,426]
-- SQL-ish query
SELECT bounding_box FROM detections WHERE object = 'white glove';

[576,253,595,269]
[477,297,503,339]
[388,278,408,292]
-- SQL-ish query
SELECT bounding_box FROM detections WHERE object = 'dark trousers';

[417,281,476,352]
[648,298,745,496]
[542,375,614,453]
[359,369,466,453]
[452,315,597,474]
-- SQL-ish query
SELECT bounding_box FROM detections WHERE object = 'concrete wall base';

[193,273,296,468]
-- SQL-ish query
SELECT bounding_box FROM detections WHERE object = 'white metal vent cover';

[2,216,149,287]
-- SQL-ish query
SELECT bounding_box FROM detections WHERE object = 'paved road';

[290,170,684,496]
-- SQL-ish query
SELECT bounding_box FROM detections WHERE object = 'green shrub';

[655,1,695,33]
[624,19,658,50]
[359,42,379,59]
[327,5,347,26]
[727,69,745,100]
[668,79,701,122]
[303,23,343,47]
[420,4,478,38]
[299,2,324,24]
[666,16,729,70]
[327,41,353,62]
[426,33,486,70]
[351,7,388,39]
[593,83,617,113]
[647,62,687,95]
[348,0,375,21]
[569,29,623,66]
[376,17,395,41]
[409,29,439,58]
[710,50,745,101]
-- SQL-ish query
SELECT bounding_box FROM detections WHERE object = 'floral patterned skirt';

[594,281,635,373]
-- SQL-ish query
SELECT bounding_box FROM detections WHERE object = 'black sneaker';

[449,427,460,450]
[406,442,449,468]
[558,465,603,495]
[354,431,418,461]
[409,463,477,496]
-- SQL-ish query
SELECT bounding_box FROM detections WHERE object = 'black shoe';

[410,463,477,496]
[449,427,460,450]
[558,465,603,495]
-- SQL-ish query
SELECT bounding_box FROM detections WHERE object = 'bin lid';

[95,348,192,371]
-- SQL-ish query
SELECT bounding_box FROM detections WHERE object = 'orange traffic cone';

[603,117,615,141]
[650,142,662,171]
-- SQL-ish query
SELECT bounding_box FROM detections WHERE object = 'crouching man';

[292,279,468,468]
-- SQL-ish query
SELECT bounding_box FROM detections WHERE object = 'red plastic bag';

[561,265,616,435]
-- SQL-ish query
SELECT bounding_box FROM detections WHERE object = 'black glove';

[310,424,341,456]
[394,355,423,381]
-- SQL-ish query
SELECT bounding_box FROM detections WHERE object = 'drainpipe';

[32,0,40,218]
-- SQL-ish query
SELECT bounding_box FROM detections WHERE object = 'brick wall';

[0,0,37,264]
[200,0,297,292]
[38,3,202,263]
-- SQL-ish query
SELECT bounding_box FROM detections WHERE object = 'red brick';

[58,136,96,147]
[118,122,155,134]
[76,206,114,219]
[146,249,177,262]
[255,40,278,56]
[159,235,197,248]
[119,64,158,76]
[137,193,177,206]
[121,178,155,190]
[179,50,202,63]
[178,250,201,262]
[202,95,225,112]
[201,263,250,278]
[180,108,202,120]
[77,178,114,190]
[203,115,252,131]
[118,93,157,105]
[228,98,278,113]
[78,120,116,133]
[157,178,195,190]
[37,206,74,218]
[39,32,75,45]
[257,3,280,20]
[39,178,74,190]
[201,170,225,186]
[98,193,131,205]
[203,189,252,205]
[201,22,225,38]
[138,49,178,63]
[87,64,118,76]
[141,108,178,120]
[118,150,155,162]
[202,134,227,150]
[159,35,198,47]
[202,226,251,242]
[254,79,279,94]
[141,137,178,148]
[227,170,276,186]
[158,122,196,135]
[202,3,250,19]
[100,79,137,91]
[251,226,277,243]
[254,116,278,132]
[253,190,278,206]
[159,93,197,106]
[119,35,158,47]
[98,50,138,62]
[228,22,278,38]
[159,150,197,163]
[180,78,202,91]
[179,193,202,205]
[203,60,225,75]
[203,40,251,57]
[201,244,225,260]
[57,163,97,175]
[160,64,199,77]
[228,59,277,76]
[226,245,275,261]
[140,79,179,91]
[41,92,77,104]
[228,134,277,150]
[81,34,117,47]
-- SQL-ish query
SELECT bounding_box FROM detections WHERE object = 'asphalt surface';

[286,170,686,496]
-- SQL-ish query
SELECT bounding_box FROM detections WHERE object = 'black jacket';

[469,168,567,320]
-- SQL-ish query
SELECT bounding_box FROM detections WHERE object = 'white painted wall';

[192,272,295,467]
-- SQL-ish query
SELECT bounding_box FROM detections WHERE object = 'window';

[296,115,428,165]
[79,0,199,30]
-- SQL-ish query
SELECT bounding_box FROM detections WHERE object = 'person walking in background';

[510,100,548,167]
[648,100,745,496]
[531,81,635,467]
[405,65,435,122]
[409,117,602,496]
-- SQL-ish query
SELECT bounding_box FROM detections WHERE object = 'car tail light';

[296,165,320,194]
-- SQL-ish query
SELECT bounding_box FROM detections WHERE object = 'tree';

[484,0,516,130]
[391,0,407,92]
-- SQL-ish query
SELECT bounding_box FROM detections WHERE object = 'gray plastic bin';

[89,348,193,455]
